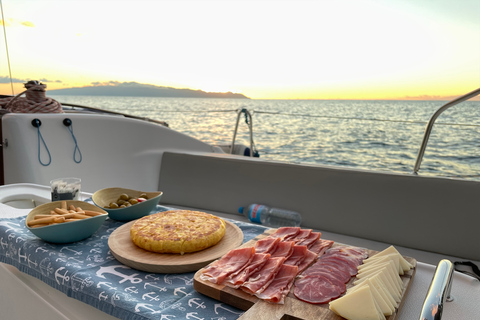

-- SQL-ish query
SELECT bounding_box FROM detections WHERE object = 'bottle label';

[248,204,265,224]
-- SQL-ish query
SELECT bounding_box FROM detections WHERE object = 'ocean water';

[51,95,480,180]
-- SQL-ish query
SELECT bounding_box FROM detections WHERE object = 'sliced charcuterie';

[254,236,280,254]
[200,227,369,307]
[308,238,334,255]
[284,245,308,266]
[225,253,271,288]
[255,264,298,304]
[294,275,345,304]
[241,256,286,294]
[200,246,255,284]
[268,227,301,240]
[270,240,295,259]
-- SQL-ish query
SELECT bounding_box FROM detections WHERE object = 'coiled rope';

[0,81,63,113]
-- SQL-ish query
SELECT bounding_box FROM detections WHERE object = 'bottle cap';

[238,207,244,214]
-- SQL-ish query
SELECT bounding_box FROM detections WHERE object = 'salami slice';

[320,256,359,276]
[294,275,345,304]
[307,261,351,283]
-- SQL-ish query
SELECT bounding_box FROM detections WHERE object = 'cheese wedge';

[365,246,413,272]
[357,262,401,295]
[358,260,403,289]
[354,267,401,302]
[359,253,403,275]
[348,279,394,316]
[329,285,386,320]
[363,273,398,308]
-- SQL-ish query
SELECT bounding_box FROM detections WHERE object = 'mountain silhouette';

[48,82,250,99]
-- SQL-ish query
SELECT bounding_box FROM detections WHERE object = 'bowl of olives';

[92,187,163,221]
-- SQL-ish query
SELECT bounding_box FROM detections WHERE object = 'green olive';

[129,198,138,205]
[119,193,130,201]
[140,193,148,199]
[109,202,119,209]
[117,199,126,205]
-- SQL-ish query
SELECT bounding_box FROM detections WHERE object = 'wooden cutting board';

[108,220,243,273]
[193,229,417,320]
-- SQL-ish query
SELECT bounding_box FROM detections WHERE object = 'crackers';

[130,210,226,254]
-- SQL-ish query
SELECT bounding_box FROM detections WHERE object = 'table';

[0,183,479,319]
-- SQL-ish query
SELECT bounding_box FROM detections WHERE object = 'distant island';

[48,81,250,99]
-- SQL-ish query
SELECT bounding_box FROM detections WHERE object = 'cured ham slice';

[200,247,255,284]
[268,227,301,240]
[294,275,345,304]
[285,228,312,242]
[296,231,321,247]
[255,264,299,304]
[241,257,286,294]
[297,249,318,274]
[308,239,334,255]
[254,237,280,254]
[225,253,271,288]
[284,245,308,266]
[270,240,295,259]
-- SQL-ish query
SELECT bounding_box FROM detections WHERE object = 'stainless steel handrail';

[413,88,480,174]
[418,259,454,320]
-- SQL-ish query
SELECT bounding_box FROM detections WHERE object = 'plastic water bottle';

[238,204,302,227]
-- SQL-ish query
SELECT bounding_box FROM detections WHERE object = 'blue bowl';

[92,187,163,221]
[26,200,108,244]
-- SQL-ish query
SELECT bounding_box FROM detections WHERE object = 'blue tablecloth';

[0,202,268,320]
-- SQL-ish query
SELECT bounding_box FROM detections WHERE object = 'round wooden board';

[108,220,243,273]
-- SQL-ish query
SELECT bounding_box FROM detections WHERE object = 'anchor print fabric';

[0,204,268,320]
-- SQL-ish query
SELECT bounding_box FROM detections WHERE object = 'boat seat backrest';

[159,151,480,261]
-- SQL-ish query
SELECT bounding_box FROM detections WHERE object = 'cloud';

[402,94,480,101]
[0,76,26,83]
[0,76,62,84]
[90,81,156,88]
[21,21,35,28]
[39,78,62,83]
[0,19,35,27]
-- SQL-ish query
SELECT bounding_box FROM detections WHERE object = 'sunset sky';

[0,0,479,100]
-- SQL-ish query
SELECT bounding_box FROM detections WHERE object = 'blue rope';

[66,124,82,163]
[35,124,51,166]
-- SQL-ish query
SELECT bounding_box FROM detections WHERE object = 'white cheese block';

[366,246,413,272]
[359,253,403,275]
[348,279,394,316]
[329,285,386,320]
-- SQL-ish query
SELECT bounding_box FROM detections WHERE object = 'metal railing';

[413,88,480,174]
